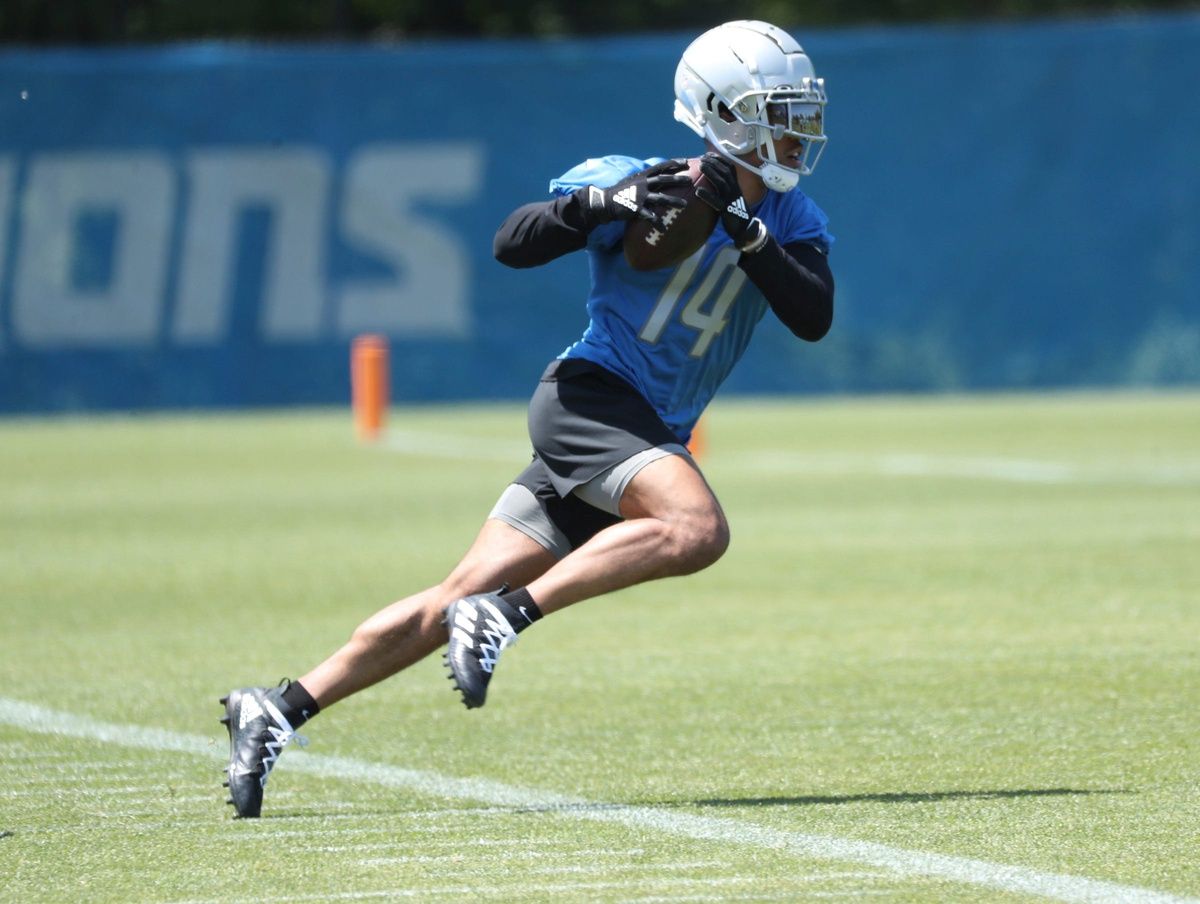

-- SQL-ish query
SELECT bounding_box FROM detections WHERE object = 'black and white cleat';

[219,683,304,818]
[443,593,518,709]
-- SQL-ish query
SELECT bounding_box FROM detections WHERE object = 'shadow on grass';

[247,788,1134,820]
[681,788,1133,808]
[502,788,1134,815]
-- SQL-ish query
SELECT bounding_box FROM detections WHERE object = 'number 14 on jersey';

[638,246,746,358]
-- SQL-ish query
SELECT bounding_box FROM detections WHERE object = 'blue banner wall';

[1,14,1198,412]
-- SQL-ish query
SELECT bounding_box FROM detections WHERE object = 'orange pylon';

[351,334,389,442]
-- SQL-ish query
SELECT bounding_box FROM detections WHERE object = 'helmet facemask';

[699,80,827,193]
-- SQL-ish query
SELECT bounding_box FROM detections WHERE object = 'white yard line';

[297,839,642,854]
[626,895,888,903]
[166,877,859,903]
[377,428,1200,485]
[736,451,1200,485]
[382,430,530,463]
[1,696,1195,904]
[3,785,165,797]
[626,892,898,904]
[17,761,162,773]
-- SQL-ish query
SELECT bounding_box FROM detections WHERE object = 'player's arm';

[739,239,834,342]
[694,152,834,341]
[492,193,592,269]
[493,161,692,269]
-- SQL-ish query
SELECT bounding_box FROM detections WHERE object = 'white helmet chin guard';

[673,20,827,192]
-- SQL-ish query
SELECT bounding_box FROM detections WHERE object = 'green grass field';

[1,392,1198,903]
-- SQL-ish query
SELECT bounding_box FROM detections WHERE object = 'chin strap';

[759,162,801,193]
[703,124,800,193]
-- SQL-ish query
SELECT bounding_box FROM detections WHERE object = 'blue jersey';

[551,155,833,443]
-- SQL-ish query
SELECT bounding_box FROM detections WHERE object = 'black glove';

[581,158,692,228]
[695,152,769,253]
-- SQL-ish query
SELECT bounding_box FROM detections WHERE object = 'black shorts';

[510,358,683,550]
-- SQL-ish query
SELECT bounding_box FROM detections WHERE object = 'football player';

[220,19,835,818]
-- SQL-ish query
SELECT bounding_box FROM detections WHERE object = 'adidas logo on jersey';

[726,197,750,220]
[612,186,639,213]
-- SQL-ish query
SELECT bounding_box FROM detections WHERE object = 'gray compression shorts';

[489,443,690,558]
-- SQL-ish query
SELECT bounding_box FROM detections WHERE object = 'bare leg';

[298,519,557,708]
[525,453,729,615]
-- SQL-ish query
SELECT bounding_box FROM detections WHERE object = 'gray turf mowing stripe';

[2,697,1195,904]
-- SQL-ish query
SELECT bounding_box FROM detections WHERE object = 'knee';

[697,511,731,568]
[437,562,487,603]
[350,579,469,651]
[349,609,395,651]
[666,509,730,574]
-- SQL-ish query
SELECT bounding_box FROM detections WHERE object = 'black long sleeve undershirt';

[493,191,594,268]
[493,193,835,342]
[740,237,834,342]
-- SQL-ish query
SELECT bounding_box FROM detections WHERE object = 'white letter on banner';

[336,143,481,338]
[173,149,329,343]
[0,156,12,349]
[12,152,173,348]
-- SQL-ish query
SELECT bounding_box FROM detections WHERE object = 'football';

[623,158,718,271]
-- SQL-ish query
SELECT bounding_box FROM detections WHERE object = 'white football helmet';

[674,20,827,192]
